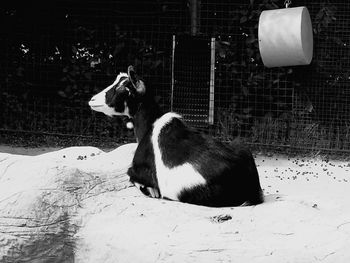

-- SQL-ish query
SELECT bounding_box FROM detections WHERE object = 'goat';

[89,66,264,207]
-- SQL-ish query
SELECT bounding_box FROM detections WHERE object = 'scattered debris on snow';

[0,145,349,262]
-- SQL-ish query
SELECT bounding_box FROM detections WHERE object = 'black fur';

[157,117,263,206]
[128,129,158,190]
[126,93,162,196]
[105,76,129,113]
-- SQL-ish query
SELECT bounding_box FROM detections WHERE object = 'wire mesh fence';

[1,0,350,152]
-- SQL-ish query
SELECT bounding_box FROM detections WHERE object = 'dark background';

[1,0,350,153]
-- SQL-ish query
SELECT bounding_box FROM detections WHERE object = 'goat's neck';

[132,99,162,142]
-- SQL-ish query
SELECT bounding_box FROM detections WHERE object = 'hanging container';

[258,6,313,68]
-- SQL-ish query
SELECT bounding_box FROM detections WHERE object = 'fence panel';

[1,0,350,152]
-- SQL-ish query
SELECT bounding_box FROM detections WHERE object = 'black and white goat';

[89,66,263,207]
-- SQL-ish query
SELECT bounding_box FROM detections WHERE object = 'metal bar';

[171,35,176,112]
[208,37,215,125]
[189,0,200,36]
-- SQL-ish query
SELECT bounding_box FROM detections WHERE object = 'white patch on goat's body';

[123,102,131,118]
[151,112,206,200]
[88,73,129,116]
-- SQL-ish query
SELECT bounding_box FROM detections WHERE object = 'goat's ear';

[127,65,146,95]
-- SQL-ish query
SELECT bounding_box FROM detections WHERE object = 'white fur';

[133,182,160,198]
[88,73,129,117]
[126,122,134,129]
[151,112,206,200]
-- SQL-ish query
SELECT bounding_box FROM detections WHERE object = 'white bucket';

[258,6,313,68]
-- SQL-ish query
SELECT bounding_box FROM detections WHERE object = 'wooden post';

[189,0,200,36]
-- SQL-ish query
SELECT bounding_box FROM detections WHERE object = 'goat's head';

[89,66,145,118]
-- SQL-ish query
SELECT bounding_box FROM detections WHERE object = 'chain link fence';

[1,0,350,152]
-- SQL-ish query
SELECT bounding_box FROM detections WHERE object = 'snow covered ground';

[0,144,349,262]
[76,152,350,263]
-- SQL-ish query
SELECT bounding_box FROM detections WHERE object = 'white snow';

[0,145,349,262]
[76,153,350,263]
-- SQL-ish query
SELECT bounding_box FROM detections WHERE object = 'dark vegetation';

[1,0,349,152]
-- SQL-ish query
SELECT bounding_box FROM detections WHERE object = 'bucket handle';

[284,0,292,8]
